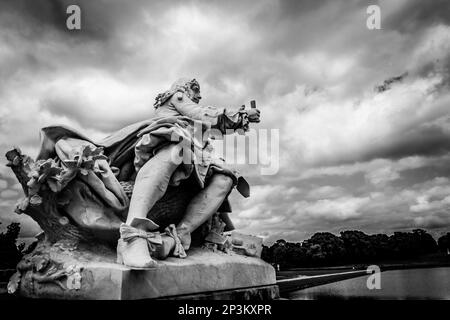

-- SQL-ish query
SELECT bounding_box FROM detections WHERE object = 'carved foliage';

[5,146,106,243]
[8,248,83,294]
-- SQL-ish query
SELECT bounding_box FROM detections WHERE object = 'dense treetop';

[262,229,449,268]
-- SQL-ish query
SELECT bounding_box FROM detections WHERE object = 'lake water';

[287,267,450,300]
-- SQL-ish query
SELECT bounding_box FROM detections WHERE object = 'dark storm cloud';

[384,0,450,34]
[0,0,127,40]
[315,124,450,167]
[363,118,450,161]
[0,1,111,78]
[0,0,67,33]
[0,0,177,75]
[249,0,375,57]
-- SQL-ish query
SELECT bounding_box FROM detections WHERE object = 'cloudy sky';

[0,0,450,243]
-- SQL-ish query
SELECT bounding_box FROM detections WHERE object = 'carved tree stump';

[5,148,92,243]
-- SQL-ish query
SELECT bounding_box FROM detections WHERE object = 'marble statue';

[5,78,278,299]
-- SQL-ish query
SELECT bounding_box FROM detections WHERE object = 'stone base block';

[14,244,278,300]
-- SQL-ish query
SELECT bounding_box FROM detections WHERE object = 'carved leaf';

[26,159,64,194]
[29,194,42,206]
[7,271,21,294]
[27,177,41,196]
[64,145,107,175]
[66,265,82,290]
[37,160,63,182]
[47,178,61,193]
[64,160,80,170]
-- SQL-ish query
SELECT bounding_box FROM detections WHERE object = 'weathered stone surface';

[12,242,277,300]
[121,248,277,300]
[231,232,264,257]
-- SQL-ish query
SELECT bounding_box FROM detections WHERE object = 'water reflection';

[287,267,450,300]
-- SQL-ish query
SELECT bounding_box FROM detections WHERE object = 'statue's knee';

[210,174,233,195]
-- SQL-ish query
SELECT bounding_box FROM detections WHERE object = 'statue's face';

[189,82,202,104]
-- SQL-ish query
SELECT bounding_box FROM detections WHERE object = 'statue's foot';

[117,218,160,269]
[117,238,157,269]
[180,234,191,251]
[177,224,192,251]
[152,235,175,260]
[154,224,188,259]
[179,232,191,251]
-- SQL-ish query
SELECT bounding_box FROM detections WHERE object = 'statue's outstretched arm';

[169,93,249,134]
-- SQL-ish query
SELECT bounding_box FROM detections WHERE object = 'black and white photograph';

[0,0,449,311]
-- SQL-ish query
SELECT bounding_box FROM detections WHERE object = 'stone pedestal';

[11,242,278,300]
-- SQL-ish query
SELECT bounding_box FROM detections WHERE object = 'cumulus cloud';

[306,186,347,200]
[294,196,371,221]
[408,177,450,214]
[0,179,7,189]
[0,189,19,199]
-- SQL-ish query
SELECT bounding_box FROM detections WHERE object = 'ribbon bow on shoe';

[164,224,187,259]
[120,224,163,253]
[117,220,187,266]
[117,220,162,268]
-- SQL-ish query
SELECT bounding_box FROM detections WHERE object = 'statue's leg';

[177,174,234,250]
[118,144,180,268]
[126,144,180,224]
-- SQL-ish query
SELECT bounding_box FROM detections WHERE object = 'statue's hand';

[246,108,261,123]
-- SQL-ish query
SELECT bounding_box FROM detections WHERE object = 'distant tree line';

[0,222,36,270]
[262,229,450,269]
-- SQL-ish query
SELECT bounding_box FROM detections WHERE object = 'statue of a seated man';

[32,78,261,269]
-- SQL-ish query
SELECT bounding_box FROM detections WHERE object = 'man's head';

[170,78,202,103]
